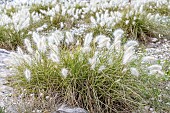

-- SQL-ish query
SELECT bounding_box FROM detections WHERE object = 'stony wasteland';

[0,0,170,113]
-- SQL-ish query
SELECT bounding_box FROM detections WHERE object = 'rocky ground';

[146,38,170,61]
[0,49,13,107]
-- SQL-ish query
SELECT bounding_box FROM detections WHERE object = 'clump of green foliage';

[8,40,170,112]
[0,26,28,50]
[144,2,170,16]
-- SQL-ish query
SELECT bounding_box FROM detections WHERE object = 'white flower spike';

[130,67,139,77]
[24,69,31,82]
[61,68,69,78]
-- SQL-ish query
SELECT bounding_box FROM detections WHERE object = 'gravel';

[0,49,13,107]
[145,38,170,61]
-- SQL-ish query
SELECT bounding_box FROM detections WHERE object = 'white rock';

[56,104,88,113]
[150,38,158,43]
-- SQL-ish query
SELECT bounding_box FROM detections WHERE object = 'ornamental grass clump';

[86,0,170,43]
[0,26,27,50]
[7,29,169,112]
[116,3,158,43]
[144,1,170,16]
